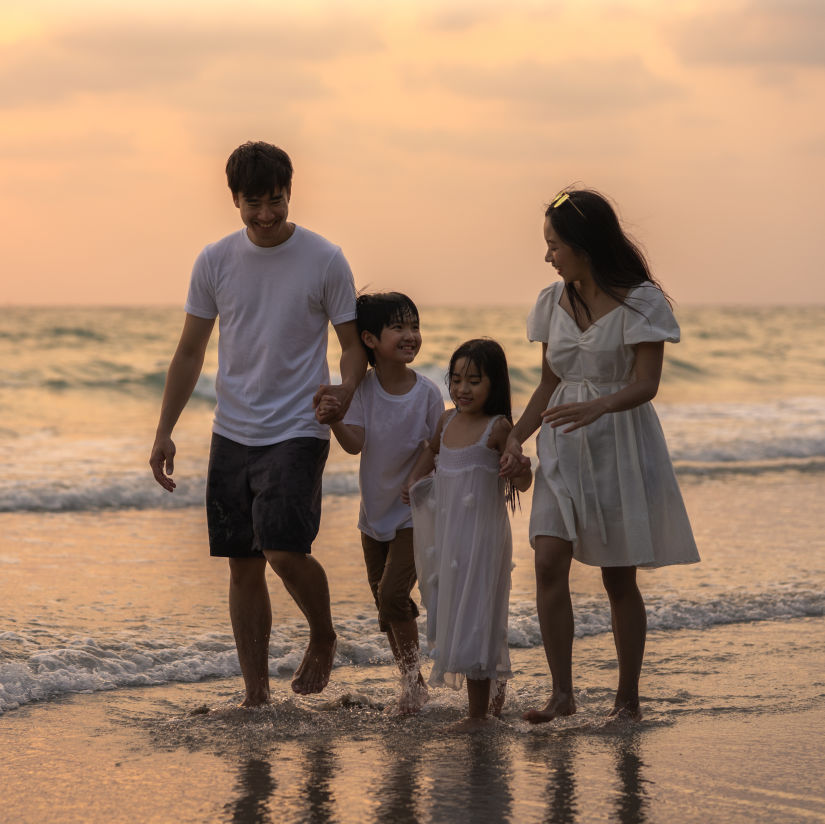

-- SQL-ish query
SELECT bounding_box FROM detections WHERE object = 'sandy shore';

[4,633,825,824]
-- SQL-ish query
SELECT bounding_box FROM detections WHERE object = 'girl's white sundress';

[410,412,513,689]
[528,281,699,568]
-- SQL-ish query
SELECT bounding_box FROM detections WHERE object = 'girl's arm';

[329,420,365,455]
[500,343,560,477]
[401,412,446,504]
[543,341,664,433]
[489,418,532,492]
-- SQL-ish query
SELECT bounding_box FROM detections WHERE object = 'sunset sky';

[1,0,823,306]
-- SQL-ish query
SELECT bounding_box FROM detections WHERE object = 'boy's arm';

[314,320,367,423]
[149,313,215,491]
[401,412,446,504]
[329,421,365,455]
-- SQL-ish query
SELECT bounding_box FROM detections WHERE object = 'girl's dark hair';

[356,292,419,366]
[546,189,669,326]
[448,338,519,511]
[226,141,293,197]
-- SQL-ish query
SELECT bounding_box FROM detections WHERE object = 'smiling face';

[544,216,589,283]
[367,317,422,366]
[449,356,491,416]
[234,187,292,247]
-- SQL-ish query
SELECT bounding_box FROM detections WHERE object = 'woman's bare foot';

[522,692,576,724]
[449,716,497,733]
[291,637,337,695]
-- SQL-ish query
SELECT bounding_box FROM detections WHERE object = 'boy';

[317,293,444,713]
[149,141,366,706]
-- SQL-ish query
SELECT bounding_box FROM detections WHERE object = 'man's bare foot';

[607,702,642,722]
[291,637,337,695]
[397,674,429,715]
[522,692,576,724]
[449,716,497,733]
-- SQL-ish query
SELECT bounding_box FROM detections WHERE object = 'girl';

[501,189,699,723]
[405,339,532,730]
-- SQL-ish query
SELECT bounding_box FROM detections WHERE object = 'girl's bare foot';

[522,692,576,724]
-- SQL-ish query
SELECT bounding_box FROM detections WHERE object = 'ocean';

[2,303,825,823]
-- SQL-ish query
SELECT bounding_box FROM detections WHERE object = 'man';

[149,141,366,706]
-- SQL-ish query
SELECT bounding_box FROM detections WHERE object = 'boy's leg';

[228,556,272,706]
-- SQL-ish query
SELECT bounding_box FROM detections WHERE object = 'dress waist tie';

[559,377,625,545]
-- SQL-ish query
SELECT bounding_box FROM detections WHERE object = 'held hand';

[400,481,410,506]
[500,435,530,479]
[149,436,177,492]
[541,398,608,433]
[314,393,343,424]
[313,384,351,423]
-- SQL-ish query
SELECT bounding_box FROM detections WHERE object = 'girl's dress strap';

[478,414,503,446]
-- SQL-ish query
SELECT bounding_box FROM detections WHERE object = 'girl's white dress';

[410,412,513,689]
[528,281,699,568]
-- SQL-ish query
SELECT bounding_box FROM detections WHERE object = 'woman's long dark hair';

[546,189,669,326]
[448,338,520,511]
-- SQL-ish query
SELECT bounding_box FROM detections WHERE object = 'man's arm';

[314,320,367,424]
[149,313,216,491]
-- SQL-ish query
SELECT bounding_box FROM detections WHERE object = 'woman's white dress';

[410,412,513,689]
[528,282,699,568]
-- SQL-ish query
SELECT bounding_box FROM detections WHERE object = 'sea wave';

[2,585,822,714]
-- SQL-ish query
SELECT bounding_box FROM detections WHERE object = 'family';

[149,141,699,729]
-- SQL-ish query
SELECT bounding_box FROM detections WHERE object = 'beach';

[2,304,825,822]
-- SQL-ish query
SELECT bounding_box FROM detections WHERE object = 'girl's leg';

[467,677,492,719]
[601,565,646,719]
[524,536,576,723]
[490,679,507,717]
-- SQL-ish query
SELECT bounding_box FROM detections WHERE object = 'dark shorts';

[361,528,420,632]
[206,433,329,558]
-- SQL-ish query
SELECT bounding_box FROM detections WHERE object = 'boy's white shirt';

[344,369,444,541]
[185,225,357,446]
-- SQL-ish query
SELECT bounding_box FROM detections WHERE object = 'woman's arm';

[500,343,559,477]
[542,341,664,433]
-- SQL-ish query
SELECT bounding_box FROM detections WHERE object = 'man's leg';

[228,556,271,707]
[265,550,337,695]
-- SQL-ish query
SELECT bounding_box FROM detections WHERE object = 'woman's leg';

[524,536,576,723]
[601,565,646,719]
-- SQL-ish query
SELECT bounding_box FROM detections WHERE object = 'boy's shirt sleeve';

[343,380,365,428]
[426,380,445,439]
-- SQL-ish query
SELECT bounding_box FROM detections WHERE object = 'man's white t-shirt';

[185,225,357,446]
[344,369,445,541]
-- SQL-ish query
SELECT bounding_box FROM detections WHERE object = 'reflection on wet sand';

[225,757,277,823]
[524,733,579,823]
[375,734,424,824]
[611,733,650,824]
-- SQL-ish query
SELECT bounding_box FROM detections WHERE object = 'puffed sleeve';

[526,283,561,342]
[622,284,680,345]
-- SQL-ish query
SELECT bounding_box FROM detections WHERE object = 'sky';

[1,0,823,306]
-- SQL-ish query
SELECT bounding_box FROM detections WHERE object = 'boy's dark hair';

[226,141,293,197]
[448,337,520,511]
[356,292,420,366]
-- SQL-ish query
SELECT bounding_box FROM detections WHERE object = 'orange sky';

[1,0,823,306]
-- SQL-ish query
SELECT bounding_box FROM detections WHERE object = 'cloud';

[420,57,681,116]
[0,14,383,109]
[669,0,825,66]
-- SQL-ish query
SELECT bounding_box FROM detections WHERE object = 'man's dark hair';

[226,141,293,197]
[356,292,419,366]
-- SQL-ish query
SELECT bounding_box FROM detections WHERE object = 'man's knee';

[264,548,310,578]
[228,556,267,588]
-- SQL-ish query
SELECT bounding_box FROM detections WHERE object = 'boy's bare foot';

[522,692,576,724]
[291,637,337,695]
[449,716,497,733]
[397,675,429,715]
